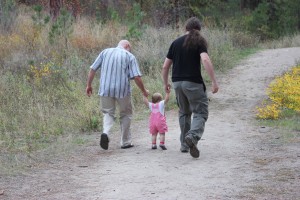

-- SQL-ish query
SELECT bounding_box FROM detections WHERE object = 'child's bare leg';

[151,133,157,149]
[159,133,167,150]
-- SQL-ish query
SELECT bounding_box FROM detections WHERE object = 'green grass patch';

[259,109,300,131]
[236,48,261,60]
[258,109,300,143]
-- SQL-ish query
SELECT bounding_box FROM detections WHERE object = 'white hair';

[118,40,130,48]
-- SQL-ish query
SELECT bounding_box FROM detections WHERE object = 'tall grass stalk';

[261,34,300,49]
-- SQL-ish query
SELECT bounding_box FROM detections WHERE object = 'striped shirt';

[90,46,142,98]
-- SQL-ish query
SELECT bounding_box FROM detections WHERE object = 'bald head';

[118,40,131,52]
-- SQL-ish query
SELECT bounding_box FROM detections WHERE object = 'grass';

[258,109,300,143]
[261,34,300,49]
[236,47,261,60]
[255,65,300,143]
[0,133,96,175]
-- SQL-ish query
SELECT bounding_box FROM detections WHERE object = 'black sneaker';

[152,144,157,149]
[159,144,167,150]
[100,133,109,150]
[185,136,199,158]
[180,148,189,153]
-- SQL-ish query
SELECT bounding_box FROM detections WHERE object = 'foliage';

[256,66,300,119]
[268,66,300,111]
[241,0,300,40]
[13,0,300,40]
[108,6,120,22]
[185,0,235,27]
[256,102,281,120]
[125,3,146,40]
[49,7,74,49]
[32,5,50,29]
[27,61,63,84]
[0,61,101,153]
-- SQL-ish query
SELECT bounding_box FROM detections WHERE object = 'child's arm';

[143,96,149,107]
[164,91,170,104]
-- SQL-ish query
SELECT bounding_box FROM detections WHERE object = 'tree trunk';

[240,0,246,10]
[50,0,63,20]
[298,8,300,30]
[174,0,179,30]
[240,0,262,11]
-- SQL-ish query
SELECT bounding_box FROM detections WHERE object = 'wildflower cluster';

[28,62,60,83]
[256,65,300,119]
[256,102,281,119]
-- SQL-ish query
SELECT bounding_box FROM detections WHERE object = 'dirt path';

[1,47,300,200]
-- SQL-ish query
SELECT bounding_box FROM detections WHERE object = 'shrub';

[268,66,300,111]
[257,102,281,120]
[256,65,300,119]
[241,1,300,40]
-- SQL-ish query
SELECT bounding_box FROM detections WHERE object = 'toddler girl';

[143,91,170,150]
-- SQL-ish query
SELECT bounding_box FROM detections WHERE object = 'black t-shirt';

[166,35,207,84]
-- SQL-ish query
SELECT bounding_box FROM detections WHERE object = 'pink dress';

[149,101,168,134]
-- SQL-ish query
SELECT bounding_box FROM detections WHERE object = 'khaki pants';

[101,95,132,146]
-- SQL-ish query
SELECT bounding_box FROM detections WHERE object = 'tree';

[50,0,62,20]
[243,0,300,39]
[240,0,262,10]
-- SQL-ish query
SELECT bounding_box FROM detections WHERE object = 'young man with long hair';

[162,17,219,158]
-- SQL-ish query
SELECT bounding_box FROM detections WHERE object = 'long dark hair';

[183,17,208,50]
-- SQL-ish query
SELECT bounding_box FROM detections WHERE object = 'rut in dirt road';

[1,47,300,200]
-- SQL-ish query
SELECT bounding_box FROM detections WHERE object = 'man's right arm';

[162,58,173,93]
[86,69,96,96]
[134,76,149,97]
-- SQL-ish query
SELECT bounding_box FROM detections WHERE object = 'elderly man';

[86,40,149,150]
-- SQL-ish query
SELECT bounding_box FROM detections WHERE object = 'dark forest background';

[1,0,300,39]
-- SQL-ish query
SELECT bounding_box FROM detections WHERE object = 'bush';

[0,61,101,153]
[256,66,300,119]
[241,1,300,40]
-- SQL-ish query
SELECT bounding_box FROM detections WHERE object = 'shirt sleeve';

[159,100,165,115]
[198,44,208,54]
[90,51,104,71]
[148,102,152,111]
[128,54,142,79]
[166,42,174,60]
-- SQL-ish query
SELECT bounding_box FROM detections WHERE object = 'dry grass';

[262,34,300,49]
[70,18,126,57]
